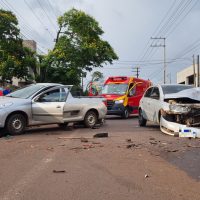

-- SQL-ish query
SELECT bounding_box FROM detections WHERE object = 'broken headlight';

[169,104,191,113]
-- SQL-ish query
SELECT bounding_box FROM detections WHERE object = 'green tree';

[0,9,36,83]
[45,8,118,85]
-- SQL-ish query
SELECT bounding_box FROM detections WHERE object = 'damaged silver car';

[138,84,200,138]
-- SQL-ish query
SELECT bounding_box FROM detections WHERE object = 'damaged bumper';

[160,116,200,138]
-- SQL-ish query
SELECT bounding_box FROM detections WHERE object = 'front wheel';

[84,111,98,128]
[6,114,26,135]
[138,109,147,126]
[121,107,129,119]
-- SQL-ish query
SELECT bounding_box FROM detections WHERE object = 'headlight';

[169,104,191,113]
[115,99,124,104]
[0,102,13,109]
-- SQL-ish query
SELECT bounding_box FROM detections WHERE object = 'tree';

[45,8,118,85]
[0,9,36,83]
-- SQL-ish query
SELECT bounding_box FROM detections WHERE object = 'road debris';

[58,136,92,140]
[145,174,149,178]
[166,149,179,153]
[93,132,108,138]
[187,144,200,148]
[83,144,95,149]
[126,138,132,143]
[47,147,54,151]
[80,138,88,143]
[53,170,66,173]
[126,143,142,149]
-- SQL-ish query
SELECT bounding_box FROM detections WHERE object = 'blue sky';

[1,0,200,86]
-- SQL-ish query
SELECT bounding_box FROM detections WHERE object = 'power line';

[36,0,58,30]
[24,0,55,39]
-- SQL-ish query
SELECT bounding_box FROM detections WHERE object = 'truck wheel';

[84,111,97,128]
[122,107,129,119]
[6,114,26,135]
[138,109,147,126]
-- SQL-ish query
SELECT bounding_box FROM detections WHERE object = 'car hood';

[164,87,200,102]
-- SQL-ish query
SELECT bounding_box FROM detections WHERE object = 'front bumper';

[160,116,200,138]
[0,109,7,128]
[107,103,125,115]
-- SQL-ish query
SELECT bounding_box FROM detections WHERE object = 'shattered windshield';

[101,83,128,95]
[162,85,193,95]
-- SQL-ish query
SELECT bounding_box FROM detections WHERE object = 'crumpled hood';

[164,87,200,102]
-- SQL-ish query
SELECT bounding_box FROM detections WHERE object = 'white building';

[177,64,200,86]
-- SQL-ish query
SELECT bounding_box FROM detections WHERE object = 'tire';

[6,114,26,135]
[138,109,147,126]
[84,111,98,128]
[121,107,129,119]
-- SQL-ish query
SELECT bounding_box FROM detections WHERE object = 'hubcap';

[12,118,22,130]
[88,114,95,125]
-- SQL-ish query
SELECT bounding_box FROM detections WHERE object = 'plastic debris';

[53,170,66,173]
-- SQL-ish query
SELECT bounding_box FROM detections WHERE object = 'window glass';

[150,87,160,99]
[144,87,153,97]
[161,85,193,94]
[38,88,67,102]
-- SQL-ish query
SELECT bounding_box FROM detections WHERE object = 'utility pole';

[151,37,167,84]
[197,55,200,87]
[193,55,196,87]
[132,67,140,78]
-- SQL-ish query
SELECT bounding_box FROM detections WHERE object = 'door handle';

[56,105,61,108]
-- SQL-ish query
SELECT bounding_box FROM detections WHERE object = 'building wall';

[177,64,199,85]
[12,40,37,86]
[22,40,37,52]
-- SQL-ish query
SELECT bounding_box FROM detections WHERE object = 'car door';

[140,87,154,120]
[63,95,85,122]
[31,87,69,123]
[147,86,161,122]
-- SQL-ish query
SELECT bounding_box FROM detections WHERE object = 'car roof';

[32,83,63,87]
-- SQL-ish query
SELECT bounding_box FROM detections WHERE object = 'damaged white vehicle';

[138,84,200,138]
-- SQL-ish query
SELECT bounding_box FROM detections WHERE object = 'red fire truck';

[100,76,151,118]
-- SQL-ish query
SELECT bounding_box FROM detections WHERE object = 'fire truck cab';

[100,76,151,118]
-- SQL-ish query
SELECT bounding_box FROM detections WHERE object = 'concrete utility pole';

[197,55,200,87]
[151,37,167,84]
[193,55,196,87]
[132,67,140,78]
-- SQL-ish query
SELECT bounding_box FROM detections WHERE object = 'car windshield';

[101,83,128,95]
[7,84,45,99]
[161,85,193,95]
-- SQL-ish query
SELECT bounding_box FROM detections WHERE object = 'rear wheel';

[84,111,98,128]
[138,109,147,126]
[121,107,129,119]
[6,114,26,135]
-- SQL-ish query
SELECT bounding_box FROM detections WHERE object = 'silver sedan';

[0,83,107,135]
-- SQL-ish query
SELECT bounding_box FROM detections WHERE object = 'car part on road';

[6,114,26,135]
[93,132,108,138]
[53,170,66,173]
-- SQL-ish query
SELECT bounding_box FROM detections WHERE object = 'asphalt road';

[0,116,200,200]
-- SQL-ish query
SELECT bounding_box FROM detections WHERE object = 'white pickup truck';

[0,83,107,135]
